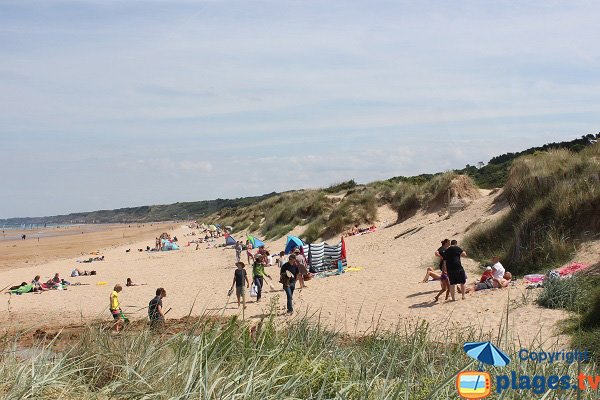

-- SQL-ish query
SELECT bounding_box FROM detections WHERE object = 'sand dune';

[1,191,585,346]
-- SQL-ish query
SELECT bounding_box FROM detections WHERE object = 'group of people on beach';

[422,239,512,301]
[230,245,311,315]
[109,284,167,333]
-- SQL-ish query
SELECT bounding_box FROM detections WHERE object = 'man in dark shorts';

[148,288,167,331]
[442,239,467,301]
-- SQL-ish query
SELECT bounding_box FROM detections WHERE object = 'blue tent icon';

[463,341,511,367]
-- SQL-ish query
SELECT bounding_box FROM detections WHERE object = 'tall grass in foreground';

[0,310,598,399]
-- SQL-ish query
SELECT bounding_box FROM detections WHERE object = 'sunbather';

[421,267,442,282]
[465,272,512,293]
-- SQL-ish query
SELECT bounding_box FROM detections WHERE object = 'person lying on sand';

[71,268,96,277]
[9,282,28,291]
[464,272,512,294]
[126,278,146,287]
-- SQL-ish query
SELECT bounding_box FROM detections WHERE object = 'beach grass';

[1,306,598,399]
[465,143,600,276]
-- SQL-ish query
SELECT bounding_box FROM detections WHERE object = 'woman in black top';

[442,240,467,301]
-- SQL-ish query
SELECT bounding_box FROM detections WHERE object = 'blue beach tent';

[225,235,237,246]
[247,235,265,248]
[285,236,304,254]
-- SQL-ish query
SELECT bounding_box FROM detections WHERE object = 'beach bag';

[250,284,258,297]
[279,273,290,286]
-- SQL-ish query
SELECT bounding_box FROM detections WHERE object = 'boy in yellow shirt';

[110,284,124,332]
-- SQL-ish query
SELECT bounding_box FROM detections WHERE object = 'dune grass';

[1,306,597,399]
[465,144,600,276]
[537,272,600,364]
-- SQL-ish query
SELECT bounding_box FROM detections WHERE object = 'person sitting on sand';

[31,275,47,292]
[230,262,250,309]
[126,278,145,287]
[490,256,505,280]
[52,273,61,284]
[465,272,512,293]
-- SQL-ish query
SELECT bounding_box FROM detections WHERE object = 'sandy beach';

[1,191,593,346]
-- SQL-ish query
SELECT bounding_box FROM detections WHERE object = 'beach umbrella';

[463,341,511,367]
[247,235,265,248]
[225,225,233,230]
[208,225,217,231]
[285,236,304,254]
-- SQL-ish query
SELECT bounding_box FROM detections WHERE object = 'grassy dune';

[465,143,600,276]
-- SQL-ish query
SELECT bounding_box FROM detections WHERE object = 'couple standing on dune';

[434,238,467,301]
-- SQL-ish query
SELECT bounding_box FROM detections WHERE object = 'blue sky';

[1,0,599,218]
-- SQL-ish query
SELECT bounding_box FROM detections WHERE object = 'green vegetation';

[465,143,600,275]
[0,193,277,225]
[537,271,600,362]
[1,309,596,399]
[458,133,600,188]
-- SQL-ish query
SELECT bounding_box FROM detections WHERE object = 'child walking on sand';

[230,262,250,309]
[110,284,125,332]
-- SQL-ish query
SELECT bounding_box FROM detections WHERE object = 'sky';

[1,0,599,218]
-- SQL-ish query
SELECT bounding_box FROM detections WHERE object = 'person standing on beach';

[433,239,451,301]
[293,248,309,289]
[442,240,467,301]
[246,243,254,264]
[148,288,167,331]
[235,241,242,263]
[231,262,250,309]
[280,254,299,315]
[110,284,124,332]
[252,255,272,302]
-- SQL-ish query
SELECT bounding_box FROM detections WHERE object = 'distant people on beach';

[293,248,309,289]
[442,239,467,301]
[246,243,254,264]
[235,241,242,263]
[22,234,26,240]
[252,255,272,302]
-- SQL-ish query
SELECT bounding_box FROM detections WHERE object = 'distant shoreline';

[0,222,169,242]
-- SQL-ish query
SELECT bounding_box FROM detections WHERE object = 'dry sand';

[1,192,595,346]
